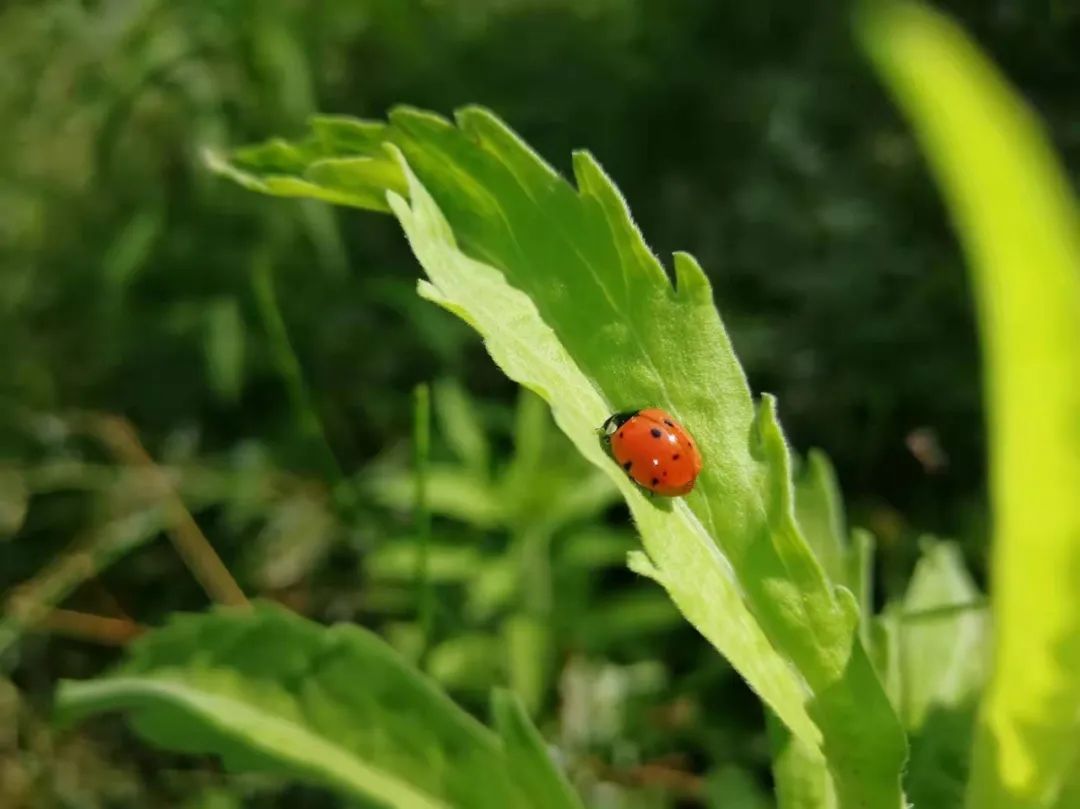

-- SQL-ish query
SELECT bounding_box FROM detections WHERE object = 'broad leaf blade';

[861,3,1080,807]
[215,106,909,805]
[57,604,575,809]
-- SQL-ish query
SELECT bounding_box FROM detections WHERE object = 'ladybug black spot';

[673,453,681,460]
[618,431,624,438]
[622,461,632,471]
[651,477,659,486]
[650,428,662,438]
[664,419,674,426]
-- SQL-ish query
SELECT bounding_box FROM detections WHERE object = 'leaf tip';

[671,252,713,302]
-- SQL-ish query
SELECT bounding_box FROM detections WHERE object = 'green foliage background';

[2,1,1079,807]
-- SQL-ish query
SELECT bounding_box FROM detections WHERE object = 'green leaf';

[214,106,907,805]
[793,449,848,587]
[434,379,491,478]
[367,541,485,583]
[57,603,580,809]
[425,633,503,692]
[768,714,838,809]
[204,297,245,404]
[896,541,987,809]
[847,529,876,650]
[368,463,503,529]
[491,689,585,809]
[0,466,28,540]
[899,540,987,732]
[502,614,552,718]
[860,3,1080,807]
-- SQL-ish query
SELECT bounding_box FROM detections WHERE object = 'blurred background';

[1,1,1078,806]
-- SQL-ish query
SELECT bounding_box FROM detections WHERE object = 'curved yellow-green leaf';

[860,3,1080,807]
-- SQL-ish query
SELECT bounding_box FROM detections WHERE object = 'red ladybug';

[601,408,702,497]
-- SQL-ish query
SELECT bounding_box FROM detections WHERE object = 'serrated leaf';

[213,105,907,805]
[861,3,1080,807]
[57,604,579,809]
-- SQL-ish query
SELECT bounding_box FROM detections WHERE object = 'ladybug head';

[600,410,640,436]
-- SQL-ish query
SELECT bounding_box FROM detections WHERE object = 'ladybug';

[601,408,702,497]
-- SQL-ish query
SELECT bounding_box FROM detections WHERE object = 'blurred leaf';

[57,603,581,809]
[464,557,518,622]
[368,541,484,583]
[247,491,338,591]
[503,614,552,718]
[0,467,28,540]
[558,657,667,752]
[707,763,774,809]
[425,633,503,691]
[368,464,503,529]
[896,542,986,808]
[557,528,633,569]
[575,590,683,648]
[204,297,245,404]
[899,540,987,731]
[862,3,1080,806]
[905,701,979,809]
[1053,760,1080,809]
[434,378,491,477]
[217,105,908,803]
[491,689,585,809]
[102,210,162,288]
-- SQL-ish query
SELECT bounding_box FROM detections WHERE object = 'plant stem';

[252,259,342,484]
[34,609,144,646]
[91,414,249,609]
